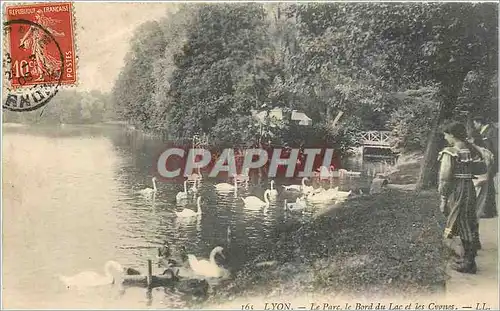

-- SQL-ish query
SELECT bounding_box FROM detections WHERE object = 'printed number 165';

[242,304,254,310]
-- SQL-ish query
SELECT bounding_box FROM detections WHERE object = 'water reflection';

[2,125,396,308]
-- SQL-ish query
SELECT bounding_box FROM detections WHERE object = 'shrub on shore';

[208,189,446,302]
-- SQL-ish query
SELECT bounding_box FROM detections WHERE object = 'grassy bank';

[208,189,447,303]
[386,152,423,185]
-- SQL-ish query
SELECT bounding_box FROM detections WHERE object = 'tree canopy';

[112,3,498,187]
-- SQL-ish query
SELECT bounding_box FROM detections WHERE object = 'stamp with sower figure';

[3,2,76,112]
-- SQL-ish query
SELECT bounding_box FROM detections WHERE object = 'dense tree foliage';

[111,21,166,131]
[112,3,497,187]
[2,90,114,124]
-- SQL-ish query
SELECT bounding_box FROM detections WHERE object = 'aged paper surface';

[2,1,499,309]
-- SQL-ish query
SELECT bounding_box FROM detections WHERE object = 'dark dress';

[475,124,498,218]
[480,124,498,172]
[438,147,480,253]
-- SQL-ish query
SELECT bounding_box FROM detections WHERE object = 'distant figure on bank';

[439,121,480,274]
[471,116,498,219]
[369,174,389,195]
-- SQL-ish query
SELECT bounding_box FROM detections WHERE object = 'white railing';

[360,131,391,146]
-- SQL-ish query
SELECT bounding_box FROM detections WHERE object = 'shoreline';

[202,154,499,310]
[204,187,447,307]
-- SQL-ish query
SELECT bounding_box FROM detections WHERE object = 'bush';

[387,97,438,152]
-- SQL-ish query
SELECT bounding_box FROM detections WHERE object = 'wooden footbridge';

[358,131,395,159]
[360,131,391,148]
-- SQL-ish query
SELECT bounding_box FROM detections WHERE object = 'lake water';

[2,124,394,308]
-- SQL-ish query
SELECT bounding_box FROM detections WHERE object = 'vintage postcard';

[2,1,499,310]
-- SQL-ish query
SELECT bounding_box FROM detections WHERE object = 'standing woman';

[438,121,480,274]
[471,116,498,218]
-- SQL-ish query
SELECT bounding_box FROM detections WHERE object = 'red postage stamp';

[4,2,77,88]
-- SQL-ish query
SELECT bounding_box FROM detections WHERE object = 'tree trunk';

[416,74,468,190]
[415,104,447,190]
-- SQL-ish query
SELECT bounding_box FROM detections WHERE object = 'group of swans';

[214,175,278,211]
[312,166,362,180]
[234,177,351,211]
[138,173,200,203]
[59,246,229,288]
[306,186,352,204]
[139,165,360,199]
[139,172,352,217]
[147,174,276,217]
[282,186,352,210]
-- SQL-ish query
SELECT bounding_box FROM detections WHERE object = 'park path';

[445,217,499,309]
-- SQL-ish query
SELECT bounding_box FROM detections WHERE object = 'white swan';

[307,186,352,203]
[187,246,229,278]
[242,190,271,210]
[347,171,361,176]
[176,181,189,202]
[334,189,353,199]
[190,179,199,193]
[186,166,202,184]
[215,178,238,192]
[317,165,336,180]
[227,226,231,241]
[269,180,278,199]
[284,196,307,212]
[282,177,308,192]
[58,260,124,288]
[176,196,202,217]
[306,187,338,203]
[325,186,352,198]
[302,183,314,195]
[138,177,157,196]
[234,167,250,184]
[312,187,326,194]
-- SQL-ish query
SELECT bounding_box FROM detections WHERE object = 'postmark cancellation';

[3,2,77,111]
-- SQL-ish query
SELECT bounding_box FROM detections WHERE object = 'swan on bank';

[187,246,229,278]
